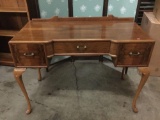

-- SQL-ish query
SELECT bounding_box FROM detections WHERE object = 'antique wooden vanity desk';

[9,16,155,114]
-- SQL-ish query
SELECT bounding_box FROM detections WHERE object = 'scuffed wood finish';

[13,68,31,114]
[132,67,150,113]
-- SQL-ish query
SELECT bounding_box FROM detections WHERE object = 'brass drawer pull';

[77,45,87,49]
[24,52,35,57]
[129,52,140,56]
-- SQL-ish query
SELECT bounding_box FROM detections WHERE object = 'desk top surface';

[10,16,153,43]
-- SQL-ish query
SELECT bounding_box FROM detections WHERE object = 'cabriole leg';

[125,67,128,74]
[121,67,128,80]
[38,68,42,81]
[13,68,32,114]
[132,67,150,113]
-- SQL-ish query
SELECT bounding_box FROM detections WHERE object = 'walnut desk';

[9,16,155,114]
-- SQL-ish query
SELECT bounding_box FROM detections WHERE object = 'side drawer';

[10,44,47,67]
[116,43,154,66]
[54,41,110,55]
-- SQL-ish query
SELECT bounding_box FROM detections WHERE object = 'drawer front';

[10,44,47,67]
[116,43,154,66]
[54,41,110,54]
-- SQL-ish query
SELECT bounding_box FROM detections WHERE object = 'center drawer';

[53,41,110,54]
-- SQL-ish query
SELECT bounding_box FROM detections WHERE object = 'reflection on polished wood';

[10,16,153,43]
[9,16,155,114]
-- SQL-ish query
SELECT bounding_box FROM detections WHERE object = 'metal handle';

[77,45,87,49]
[24,52,35,57]
[129,52,140,56]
